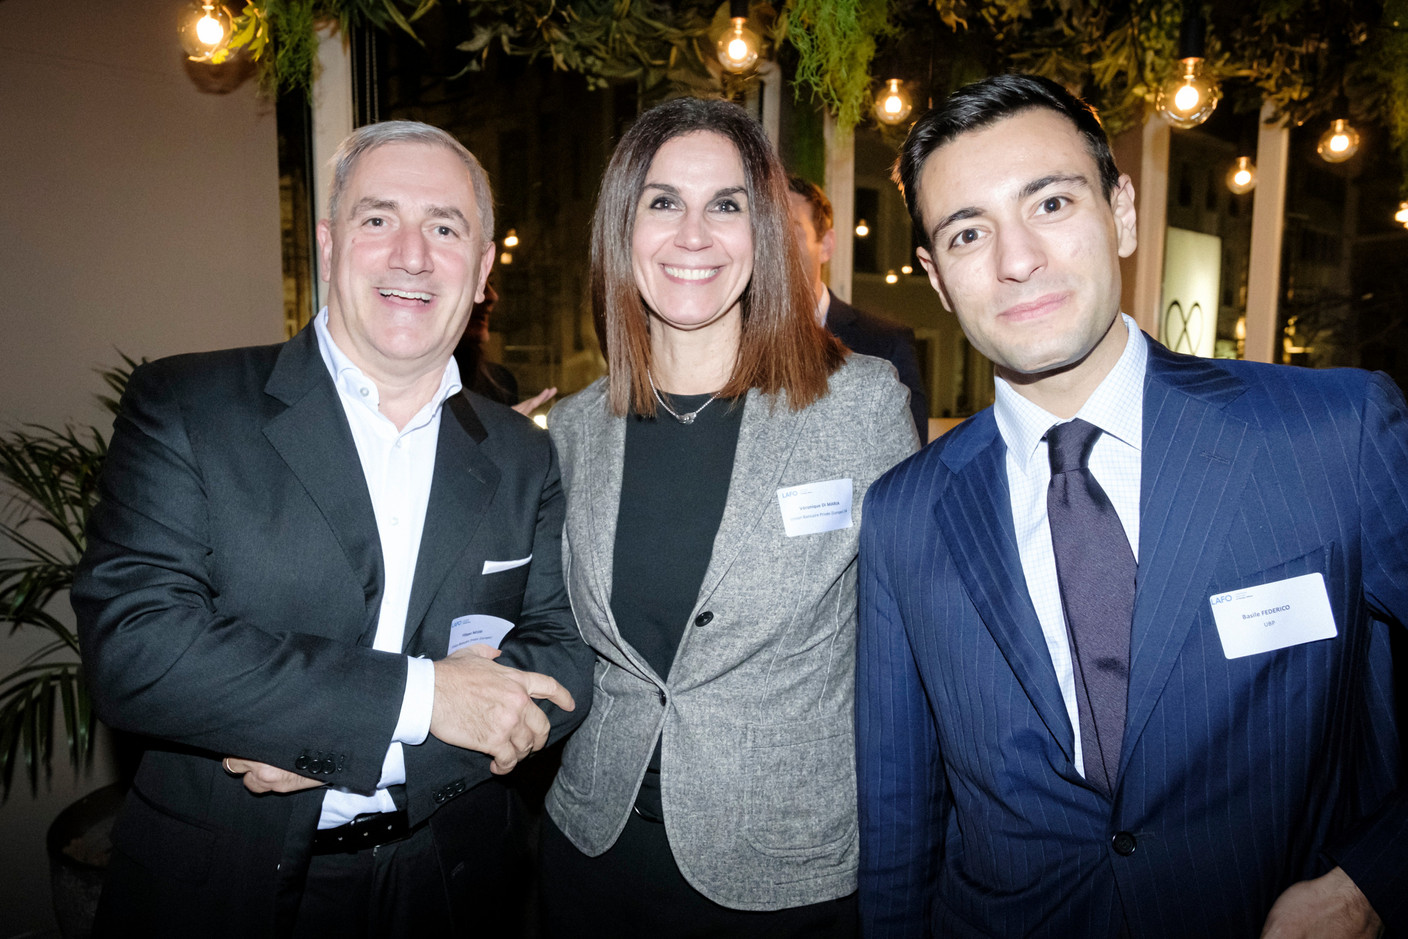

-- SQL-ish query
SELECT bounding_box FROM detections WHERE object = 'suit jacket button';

[694,611,713,627]
[295,756,308,770]
[434,791,445,803]
[656,690,666,705]
[1111,831,1137,856]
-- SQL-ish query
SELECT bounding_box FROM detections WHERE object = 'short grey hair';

[327,121,495,244]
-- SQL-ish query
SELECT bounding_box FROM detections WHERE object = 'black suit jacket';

[825,290,929,444]
[73,324,594,935]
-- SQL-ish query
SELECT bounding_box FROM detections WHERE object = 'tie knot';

[1047,418,1102,474]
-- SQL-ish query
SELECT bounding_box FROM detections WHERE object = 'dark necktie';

[1046,419,1135,797]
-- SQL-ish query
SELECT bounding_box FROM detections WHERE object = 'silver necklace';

[648,372,719,425]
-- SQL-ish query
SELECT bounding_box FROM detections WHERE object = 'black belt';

[310,810,423,855]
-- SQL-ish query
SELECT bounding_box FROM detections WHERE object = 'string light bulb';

[885,270,899,284]
[178,1,232,62]
[1394,201,1408,229]
[1156,58,1220,128]
[1225,156,1257,194]
[854,219,870,238]
[502,229,520,249]
[876,79,913,126]
[1156,5,1220,128]
[1317,118,1360,163]
[716,0,760,74]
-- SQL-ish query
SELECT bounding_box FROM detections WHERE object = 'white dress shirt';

[313,309,448,828]
[992,315,1146,779]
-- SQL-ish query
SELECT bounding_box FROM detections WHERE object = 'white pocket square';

[482,555,532,575]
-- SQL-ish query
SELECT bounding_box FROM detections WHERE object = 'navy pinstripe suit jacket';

[856,336,1408,938]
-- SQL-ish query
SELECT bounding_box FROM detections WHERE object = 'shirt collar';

[815,287,831,327]
[312,308,463,432]
[993,314,1147,476]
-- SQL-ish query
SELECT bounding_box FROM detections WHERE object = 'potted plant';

[0,359,134,937]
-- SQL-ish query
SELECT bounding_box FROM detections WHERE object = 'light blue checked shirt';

[992,314,1146,780]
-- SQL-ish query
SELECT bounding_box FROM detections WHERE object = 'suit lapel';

[694,390,801,609]
[936,415,1076,762]
[581,393,627,629]
[402,393,498,652]
[262,328,383,639]
[1120,341,1261,778]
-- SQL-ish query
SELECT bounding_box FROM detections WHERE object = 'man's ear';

[1111,174,1138,259]
[474,241,495,302]
[316,219,333,283]
[819,227,836,266]
[916,247,954,312]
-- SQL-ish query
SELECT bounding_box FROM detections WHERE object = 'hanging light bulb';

[716,0,760,74]
[854,219,870,238]
[885,270,899,284]
[499,251,513,265]
[1317,118,1361,163]
[901,264,913,275]
[1225,156,1257,194]
[875,79,914,126]
[178,1,232,62]
[502,229,520,249]
[1394,201,1408,229]
[1156,5,1220,128]
[1156,58,1220,128]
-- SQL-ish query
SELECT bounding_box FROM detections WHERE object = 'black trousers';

[539,811,858,939]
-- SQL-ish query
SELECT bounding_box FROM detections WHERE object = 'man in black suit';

[787,175,929,443]
[73,121,595,937]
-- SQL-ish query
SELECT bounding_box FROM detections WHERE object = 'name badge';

[447,614,515,655]
[1209,572,1336,659]
[776,478,853,537]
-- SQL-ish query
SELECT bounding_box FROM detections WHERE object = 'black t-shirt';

[610,391,744,818]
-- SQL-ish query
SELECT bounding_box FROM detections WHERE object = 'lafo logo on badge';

[1209,590,1252,607]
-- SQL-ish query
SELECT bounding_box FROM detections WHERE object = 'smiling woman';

[538,97,919,938]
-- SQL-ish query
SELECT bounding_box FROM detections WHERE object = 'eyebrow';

[930,173,1094,244]
[349,197,472,228]
[642,182,748,200]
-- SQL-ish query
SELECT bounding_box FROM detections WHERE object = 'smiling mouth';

[379,288,433,303]
[662,266,720,281]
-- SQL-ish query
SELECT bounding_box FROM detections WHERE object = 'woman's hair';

[591,96,845,417]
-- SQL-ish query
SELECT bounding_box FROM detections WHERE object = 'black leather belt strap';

[310,810,421,855]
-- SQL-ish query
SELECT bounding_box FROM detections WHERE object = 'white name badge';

[1209,572,1337,659]
[777,478,853,537]
[447,614,515,655]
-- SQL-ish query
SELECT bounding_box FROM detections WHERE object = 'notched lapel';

[402,393,497,651]
[935,420,1076,763]
[1121,348,1261,780]
[263,331,383,638]
[694,391,800,606]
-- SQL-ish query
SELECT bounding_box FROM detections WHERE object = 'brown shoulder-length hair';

[591,96,845,417]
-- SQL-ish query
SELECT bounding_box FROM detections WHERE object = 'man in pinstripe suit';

[856,73,1407,938]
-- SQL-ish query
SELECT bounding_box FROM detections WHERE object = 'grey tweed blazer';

[545,353,918,911]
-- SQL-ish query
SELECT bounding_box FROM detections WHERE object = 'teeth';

[663,266,719,281]
[380,289,432,302]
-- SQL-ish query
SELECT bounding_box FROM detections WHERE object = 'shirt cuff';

[394,656,435,746]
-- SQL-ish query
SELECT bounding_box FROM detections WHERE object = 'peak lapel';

[935,417,1076,764]
[1120,343,1261,780]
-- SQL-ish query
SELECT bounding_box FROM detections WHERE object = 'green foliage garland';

[781,0,895,130]
[217,0,1407,189]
